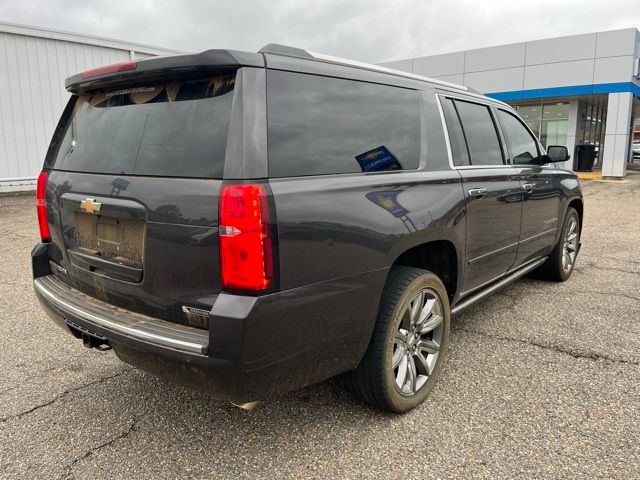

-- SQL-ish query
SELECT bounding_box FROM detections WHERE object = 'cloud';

[1,0,638,62]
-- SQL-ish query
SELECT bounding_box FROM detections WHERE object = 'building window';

[576,99,607,166]
[515,102,569,149]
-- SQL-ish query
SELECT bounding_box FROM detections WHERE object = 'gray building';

[380,28,640,178]
[0,21,178,190]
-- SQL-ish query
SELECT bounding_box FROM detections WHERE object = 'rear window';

[267,70,421,177]
[52,74,235,178]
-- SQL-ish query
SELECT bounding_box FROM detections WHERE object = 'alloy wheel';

[563,217,579,272]
[391,288,444,397]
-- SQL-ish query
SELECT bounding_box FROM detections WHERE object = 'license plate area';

[73,212,145,264]
[66,212,145,282]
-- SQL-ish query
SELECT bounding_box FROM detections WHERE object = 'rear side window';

[267,71,421,177]
[440,98,470,166]
[497,110,541,165]
[52,74,235,178]
[453,100,504,166]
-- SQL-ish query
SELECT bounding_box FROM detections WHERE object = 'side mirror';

[546,145,570,164]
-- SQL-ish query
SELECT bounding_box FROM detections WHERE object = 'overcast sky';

[1,0,639,62]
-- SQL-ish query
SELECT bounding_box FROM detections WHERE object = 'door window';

[453,100,504,166]
[497,110,541,165]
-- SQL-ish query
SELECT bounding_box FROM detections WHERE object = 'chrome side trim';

[454,165,516,170]
[451,257,547,315]
[519,228,557,244]
[34,275,208,354]
[468,241,519,264]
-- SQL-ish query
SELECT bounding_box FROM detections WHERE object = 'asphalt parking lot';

[1,174,639,479]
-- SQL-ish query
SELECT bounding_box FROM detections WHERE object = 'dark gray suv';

[32,45,583,413]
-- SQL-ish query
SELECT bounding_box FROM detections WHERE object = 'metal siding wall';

[379,28,640,98]
[0,31,130,184]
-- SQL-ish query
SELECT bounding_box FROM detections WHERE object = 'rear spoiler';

[65,49,264,94]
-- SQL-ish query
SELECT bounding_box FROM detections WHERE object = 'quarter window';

[440,98,470,166]
[453,100,504,166]
[498,110,541,165]
[267,71,421,177]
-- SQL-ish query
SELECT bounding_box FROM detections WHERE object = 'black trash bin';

[575,144,596,172]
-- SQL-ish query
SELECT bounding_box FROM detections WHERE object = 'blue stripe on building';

[486,82,640,101]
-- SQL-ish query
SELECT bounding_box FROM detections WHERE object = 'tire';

[344,266,450,413]
[537,207,580,282]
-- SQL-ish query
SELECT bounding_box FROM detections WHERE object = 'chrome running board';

[451,257,547,315]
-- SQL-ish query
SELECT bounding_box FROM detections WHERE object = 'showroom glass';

[453,100,504,166]
[266,71,421,177]
[498,110,541,165]
[52,75,235,178]
[516,102,569,148]
[440,98,470,166]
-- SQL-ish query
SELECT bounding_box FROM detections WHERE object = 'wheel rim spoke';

[406,355,417,393]
[417,338,440,355]
[414,350,432,376]
[392,346,405,369]
[409,291,424,324]
[395,355,408,389]
[392,329,408,368]
[415,297,435,325]
[419,314,443,334]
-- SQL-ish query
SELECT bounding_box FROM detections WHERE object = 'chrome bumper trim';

[34,275,208,354]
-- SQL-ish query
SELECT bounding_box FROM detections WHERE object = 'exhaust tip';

[230,401,260,411]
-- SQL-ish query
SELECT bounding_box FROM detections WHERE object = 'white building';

[380,28,640,178]
[0,21,179,191]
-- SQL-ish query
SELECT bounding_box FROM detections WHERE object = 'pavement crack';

[59,420,139,480]
[456,327,639,366]
[575,261,640,276]
[0,368,134,423]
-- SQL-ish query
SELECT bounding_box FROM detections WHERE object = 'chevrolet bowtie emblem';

[80,198,102,214]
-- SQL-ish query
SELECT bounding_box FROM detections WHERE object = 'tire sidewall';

[381,272,450,412]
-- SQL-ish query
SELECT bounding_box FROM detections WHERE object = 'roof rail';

[258,44,469,92]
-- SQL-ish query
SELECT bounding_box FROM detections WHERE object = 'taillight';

[82,60,138,78]
[36,171,50,242]
[219,184,272,291]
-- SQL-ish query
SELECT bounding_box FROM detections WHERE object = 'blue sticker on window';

[355,146,402,172]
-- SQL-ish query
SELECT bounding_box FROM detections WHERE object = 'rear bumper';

[34,266,388,402]
[34,275,208,354]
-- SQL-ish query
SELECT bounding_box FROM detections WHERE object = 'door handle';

[522,183,534,193]
[468,188,488,199]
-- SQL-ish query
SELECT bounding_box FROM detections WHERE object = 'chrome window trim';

[435,93,456,170]
[435,93,514,171]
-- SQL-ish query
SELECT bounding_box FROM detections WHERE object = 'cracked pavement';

[1,173,639,479]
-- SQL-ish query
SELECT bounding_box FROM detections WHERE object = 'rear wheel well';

[392,241,457,302]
